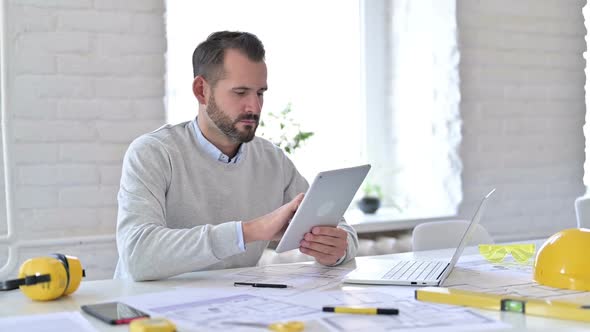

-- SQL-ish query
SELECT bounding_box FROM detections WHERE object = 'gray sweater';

[114,120,359,280]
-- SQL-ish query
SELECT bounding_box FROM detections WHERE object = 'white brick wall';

[0,0,587,280]
[0,0,166,280]
[457,0,586,241]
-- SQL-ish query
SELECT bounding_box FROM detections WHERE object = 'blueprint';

[446,254,590,303]
[120,286,508,332]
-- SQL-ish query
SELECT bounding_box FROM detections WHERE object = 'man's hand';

[299,226,348,265]
[242,193,304,243]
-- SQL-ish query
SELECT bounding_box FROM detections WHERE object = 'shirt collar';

[193,118,243,164]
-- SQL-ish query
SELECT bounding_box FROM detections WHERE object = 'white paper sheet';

[0,311,98,332]
[120,286,508,332]
[195,264,354,297]
[446,254,590,303]
[292,287,508,332]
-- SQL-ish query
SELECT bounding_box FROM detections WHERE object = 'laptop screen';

[439,188,496,283]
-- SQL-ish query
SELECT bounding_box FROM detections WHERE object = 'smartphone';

[81,301,150,325]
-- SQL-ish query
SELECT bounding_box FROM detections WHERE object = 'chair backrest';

[575,195,590,228]
[412,219,494,251]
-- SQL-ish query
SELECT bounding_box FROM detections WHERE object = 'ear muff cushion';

[61,255,83,295]
[51,253,71,294]
[18,257,68,301]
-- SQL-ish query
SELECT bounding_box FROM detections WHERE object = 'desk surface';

[1,243,589,331]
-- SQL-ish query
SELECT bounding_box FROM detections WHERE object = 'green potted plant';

[259,103,314,154]
[358,182,382,214]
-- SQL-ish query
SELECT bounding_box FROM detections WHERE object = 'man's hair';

[192,31,266,86]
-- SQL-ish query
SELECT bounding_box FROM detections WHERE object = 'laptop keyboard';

[382,261,446,281]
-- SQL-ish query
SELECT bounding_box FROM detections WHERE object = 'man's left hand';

[299,226,347,265]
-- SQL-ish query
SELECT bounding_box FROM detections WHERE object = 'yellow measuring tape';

[129,318,176,332]
[416,287,590,323]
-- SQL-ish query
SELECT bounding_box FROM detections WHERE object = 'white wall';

[457,0,586,241]
[0,0,166,280]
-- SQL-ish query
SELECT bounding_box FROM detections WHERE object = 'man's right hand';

[242,193,304,243]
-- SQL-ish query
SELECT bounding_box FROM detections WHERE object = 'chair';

[575,195,590,228]
[412,219,494,251]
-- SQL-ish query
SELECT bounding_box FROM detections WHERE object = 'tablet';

[275,164,371,253]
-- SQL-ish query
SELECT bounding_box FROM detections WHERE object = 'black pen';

[233,282,288,288]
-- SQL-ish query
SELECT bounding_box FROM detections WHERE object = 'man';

[114,31,359,281]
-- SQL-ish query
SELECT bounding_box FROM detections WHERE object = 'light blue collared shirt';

[193,119,246,252]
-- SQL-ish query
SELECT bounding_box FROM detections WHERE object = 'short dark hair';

[192,31,266,86]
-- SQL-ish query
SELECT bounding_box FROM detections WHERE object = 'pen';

[322,306,399,315]
[233,282,288,288]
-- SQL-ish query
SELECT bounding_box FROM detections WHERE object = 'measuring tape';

[129,318,176,332]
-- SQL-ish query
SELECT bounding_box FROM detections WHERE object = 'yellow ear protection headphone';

[0,253,85,301]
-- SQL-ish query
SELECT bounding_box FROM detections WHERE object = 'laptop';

[275,164,371,253]
[343,188,496,286]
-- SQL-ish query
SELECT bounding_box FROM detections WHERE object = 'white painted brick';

[99,165,122,185]
[503,118,548,135]
[95,120,163,143]
[95,77,164,98]
[9,0,92,8]
[94,0,164,12]
[545,53,586,69]
[11,97,57,119]
[99,207,118,233]
[13,53,55,74]
[460,82,504,101]
[19,207,100,233]
[13,143,59,163]
[460,49,548,67]
[57,100,100,119]
[59,185,118,207]
[97,100,135,120]
[16,32,90,54]
[17,165,57,185]
[95,34,166,55]
[4,0,166,282]
[461,14,584,36]
[460,0,583,19]
[543,84,585,100]
[14,75,93,98]
[131,13,165,36]
[13,120,96,142]
[15,187,58,209]
[57,54,164,76]
[133,99,165,119]
[59,143,128,162]
[57,10,132,32]
[8,6,56,34]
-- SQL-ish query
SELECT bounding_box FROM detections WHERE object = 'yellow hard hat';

[533,228,590,291]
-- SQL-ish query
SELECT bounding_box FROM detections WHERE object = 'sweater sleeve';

[116,137,243,281]
[281,155,359,265]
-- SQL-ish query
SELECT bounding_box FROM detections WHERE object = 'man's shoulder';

[130,121,193,151]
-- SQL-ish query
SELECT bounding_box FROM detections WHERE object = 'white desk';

[1,244,589,331]
[345,207,454,233]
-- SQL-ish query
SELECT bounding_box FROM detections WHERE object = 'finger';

[311,226,348,239]
[300,247,340,265]
[300,240,345,257]
[290,193,305,209]
[303,233,346,247]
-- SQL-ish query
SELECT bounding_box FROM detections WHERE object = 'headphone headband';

[0,254,84,301]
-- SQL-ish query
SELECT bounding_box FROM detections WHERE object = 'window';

[166,0,364,182]
[166,0,461,217]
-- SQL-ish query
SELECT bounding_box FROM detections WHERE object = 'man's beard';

[206,94,259,143]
